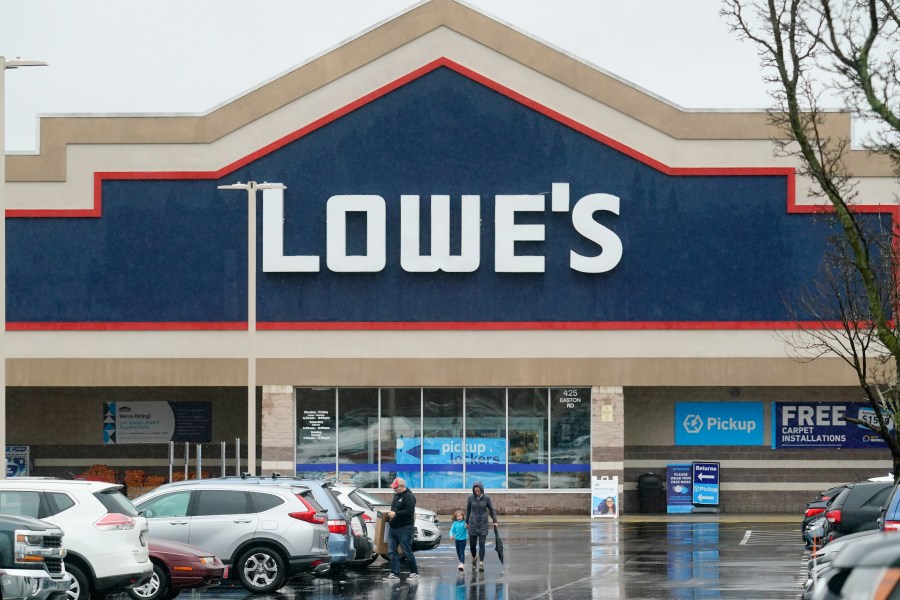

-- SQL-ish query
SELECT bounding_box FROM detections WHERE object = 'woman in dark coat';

[465,481,499,571]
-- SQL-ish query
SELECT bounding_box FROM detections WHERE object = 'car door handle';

[168,520,189,525]
[233,519,253,524]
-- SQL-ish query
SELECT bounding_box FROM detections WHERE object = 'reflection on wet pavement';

[160,520,804,600]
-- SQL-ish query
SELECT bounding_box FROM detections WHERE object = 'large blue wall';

[6,67,874,326]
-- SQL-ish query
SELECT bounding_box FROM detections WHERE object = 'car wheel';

[128,563,169,600]
[236,547,286,593]
[66,563,92,600]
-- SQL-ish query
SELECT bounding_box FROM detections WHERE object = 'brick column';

[591,385,625,507]
[261,385,295,476]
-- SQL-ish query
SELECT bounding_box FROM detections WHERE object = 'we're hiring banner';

[773,402,889,449]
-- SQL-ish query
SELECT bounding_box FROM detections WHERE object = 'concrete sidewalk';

[438,513,799,523]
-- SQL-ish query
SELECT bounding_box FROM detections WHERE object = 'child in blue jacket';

[449,509,468,571]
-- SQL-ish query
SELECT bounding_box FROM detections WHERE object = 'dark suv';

[822,480,893,544]
[878,479,900,531]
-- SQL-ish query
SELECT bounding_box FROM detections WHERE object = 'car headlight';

[416,513,435,523]
[198,556,216,565]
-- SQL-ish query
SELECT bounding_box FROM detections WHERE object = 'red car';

[128,539,226,600]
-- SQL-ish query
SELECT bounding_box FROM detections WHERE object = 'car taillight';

[805,507,825,518]
[825,509,842,524]
[290,494,326,525]
[327,519,348,535]
[94,513,136,531]
[884,520,900,532]
[362,513,373,522]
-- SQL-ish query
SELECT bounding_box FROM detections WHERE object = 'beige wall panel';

[257,357,858,387]
[6,0,892,199]
[8,359,246,386]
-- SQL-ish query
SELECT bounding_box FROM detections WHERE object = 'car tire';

[236,546,287,593]
[66,563,92,600]
[128,563,169,600]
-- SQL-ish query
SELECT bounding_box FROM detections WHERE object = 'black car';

[803,484,846,546]
[822,480,893,544]
[879,479,900,532]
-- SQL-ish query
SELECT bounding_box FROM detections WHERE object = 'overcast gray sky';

[1,0,769,153]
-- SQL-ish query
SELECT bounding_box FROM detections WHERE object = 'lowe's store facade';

[4,0,898,513]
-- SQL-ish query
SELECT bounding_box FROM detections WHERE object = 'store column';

[261,385,295,476]
[591,386,625,508]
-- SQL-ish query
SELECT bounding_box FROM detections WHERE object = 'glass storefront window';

[337,388,379,488]
[295,388,336,480]
[550,387,591,489]
[465,388,507,489]
[423,388,464,488]
[380,388,422,488]
[294,386,590,490]
[508,388,549,489]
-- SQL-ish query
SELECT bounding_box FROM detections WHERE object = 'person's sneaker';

[408,572,420,581]
[384,573,400,581]
[458,562,465,572]
[478,561,484,572]
[472,557,477,568]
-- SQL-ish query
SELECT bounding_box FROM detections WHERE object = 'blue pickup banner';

[773,402,889,449]
[675,402,764,446]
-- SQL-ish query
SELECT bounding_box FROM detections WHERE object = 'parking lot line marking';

[740,530,752,545]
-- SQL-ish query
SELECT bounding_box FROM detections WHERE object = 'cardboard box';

[374,511,389,554]
[373,511,402,555]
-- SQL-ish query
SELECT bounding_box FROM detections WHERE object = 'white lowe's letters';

[400,194,481,272]
[260,183,622,274]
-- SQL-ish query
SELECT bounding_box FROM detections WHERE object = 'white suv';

[0,479,152,600]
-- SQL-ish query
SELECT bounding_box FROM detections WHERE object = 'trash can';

[638,472,665,513]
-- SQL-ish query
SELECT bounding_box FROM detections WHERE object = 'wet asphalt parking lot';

[155,516,807,600]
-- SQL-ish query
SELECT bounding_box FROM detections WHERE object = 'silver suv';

[0,478,151,600]
[132,480,331,593]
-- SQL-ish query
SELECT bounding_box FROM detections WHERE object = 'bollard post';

[235,438,241,476]
[184,442,189,480]
[196,444,202,480]
[168,441,174,483]
[221,441,226,478]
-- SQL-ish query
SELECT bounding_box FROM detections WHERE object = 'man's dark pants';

[388,524,418,575]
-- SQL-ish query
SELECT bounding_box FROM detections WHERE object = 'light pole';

[1,57,48,479]
[217,181,285,477]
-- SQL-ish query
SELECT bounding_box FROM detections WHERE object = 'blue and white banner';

[773,402,889,449]
[396,437,507,488]
[666,464,693,513]
[104,402,212,444]
[675,402,764,446]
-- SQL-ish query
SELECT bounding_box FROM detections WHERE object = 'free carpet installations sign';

[773,402,889,449]
[675,402,764,446]
[103,402,212,444]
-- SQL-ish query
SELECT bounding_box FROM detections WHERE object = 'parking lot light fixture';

[1,56,48,479]
[217,181,286,477]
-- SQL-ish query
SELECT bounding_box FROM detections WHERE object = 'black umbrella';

[493,524,504,564]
